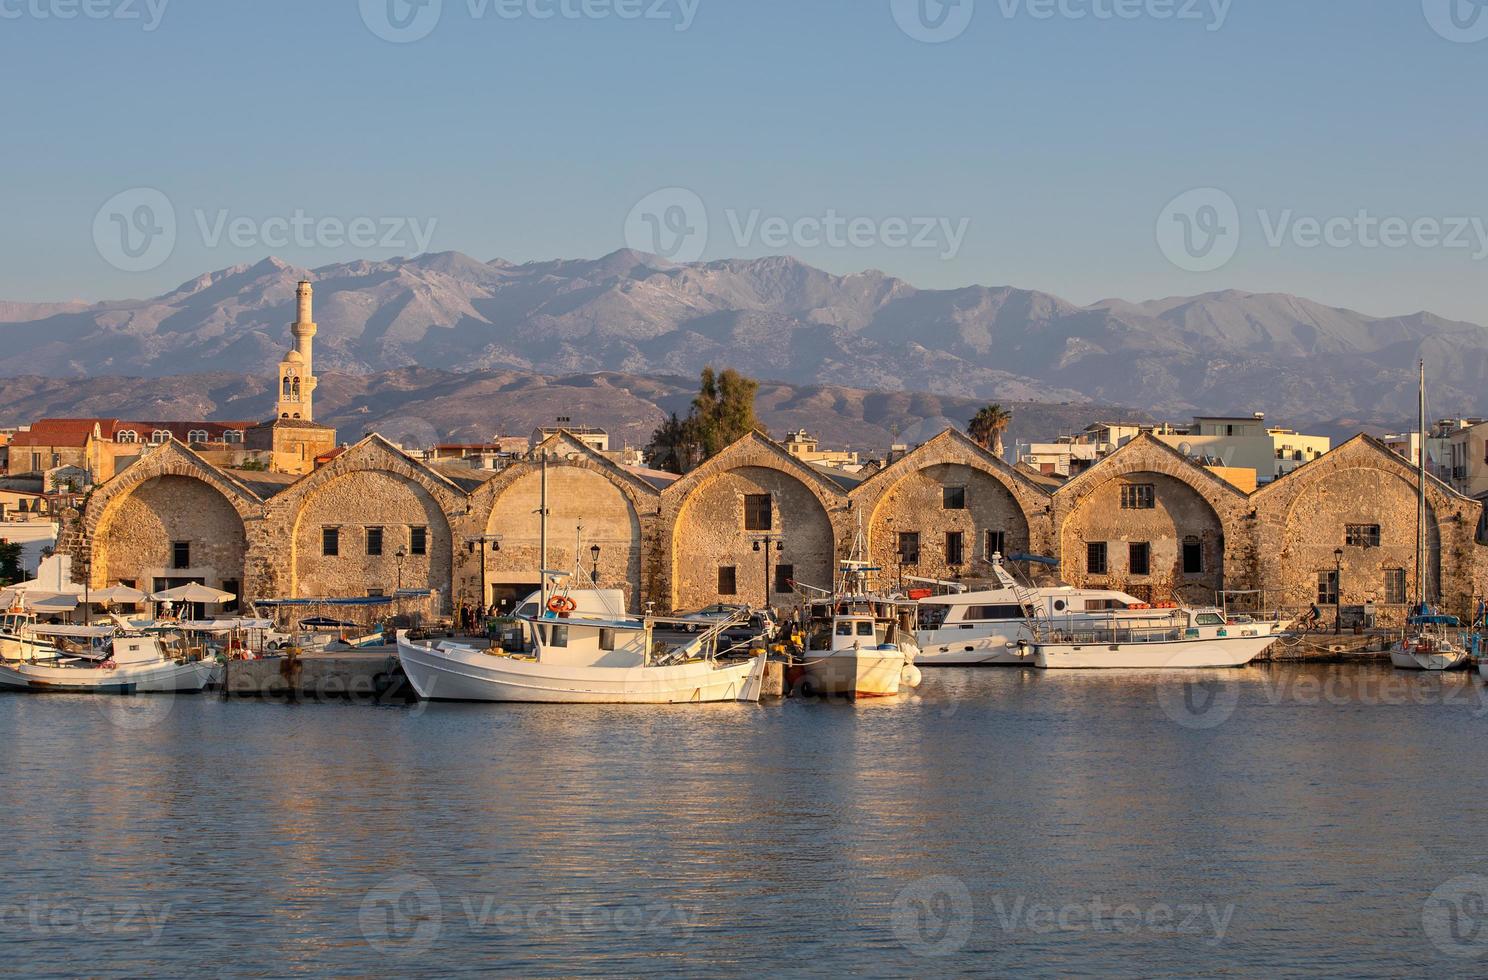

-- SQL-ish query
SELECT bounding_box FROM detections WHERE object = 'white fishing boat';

[1029,607,1285,669]
[0,622,220,693]
[794,534,923,698]
[1394,361,1473,672]
[397,586,767,704]
[397,456,766,704]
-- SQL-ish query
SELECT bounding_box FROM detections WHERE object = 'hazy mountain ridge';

[3,251,1485,423]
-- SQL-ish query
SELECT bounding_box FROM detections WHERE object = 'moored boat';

[0,624,219,693]
[397,586,767,704]
[794,548,922,698]
[1031,607,1285,669]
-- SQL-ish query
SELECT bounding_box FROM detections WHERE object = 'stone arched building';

[64,425,1488,621]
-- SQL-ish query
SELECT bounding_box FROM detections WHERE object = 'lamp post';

[395,547,407,594]
[467,534,502,612]
[589,544,601,585]
[752,535,784,610]
[1333,546,1344,634]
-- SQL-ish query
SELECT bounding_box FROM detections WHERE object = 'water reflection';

[0,665,1484,975]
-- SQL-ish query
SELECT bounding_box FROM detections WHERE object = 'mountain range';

[4,250,1485,429]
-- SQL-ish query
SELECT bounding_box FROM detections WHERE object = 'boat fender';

[101,660,117,670]
[901,663,922,689]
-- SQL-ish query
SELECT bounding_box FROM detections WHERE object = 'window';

[898,532,921,565]
[964,604,1025,621]
[187,429,209,444]
[223,429,243,445]
[547,624,569,648]
[410,526,428,556]
[1182,536,1204,575]
[116,430,138,444]
[1317,570,1339,605]
[366,527,384,556]
[1129,542,1151,576]
[222,579,240,612]
[599,628,617,652]
[367,588,386,598]
[172,541,191,569]
[774,564,794,595]
[151,430,171,444]
[322,526,340,557]
[1087,541,1108,575]
[743,494,772,531]
[1120,484,1156,509]
[986,530,1007,559]
[1345,524,1381,548]
[718,566,737,596]
[857,621,875,637]
[945,531,965,567]
[1384,569,1407,604]
[943,486,966,510]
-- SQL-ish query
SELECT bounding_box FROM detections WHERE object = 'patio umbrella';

[150,583,236,604]
[89,585,148,605]
[22,592,80,613]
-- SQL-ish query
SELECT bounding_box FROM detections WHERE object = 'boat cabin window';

[1084,599,1122,611]
[835,621,854,636]
[964,604,1024,621]
[547,625,569,648]
[856,621,875,637]
[599,628,616,652]
[1194,612,1224,626]
[1052,599,1067,612]
[917,604,950,630]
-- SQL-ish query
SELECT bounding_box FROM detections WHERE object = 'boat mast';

[1416,358,1427,613]
[539,450,549,613]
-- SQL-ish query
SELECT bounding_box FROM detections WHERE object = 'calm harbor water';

[2,664,1486,977]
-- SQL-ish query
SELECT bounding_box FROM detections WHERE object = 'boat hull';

[397,639,766,704]
[917,634,1029,666]
[0,659,218,693]
[1390,648,1471,671]
[800,649,907,697]
[1035,634,1277,669]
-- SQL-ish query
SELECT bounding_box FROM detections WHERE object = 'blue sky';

[4,0,1486,322]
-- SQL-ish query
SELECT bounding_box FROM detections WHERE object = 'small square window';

[743,494,772,531]
[366,527,384,556]
[774,564,794,595]
[943,486,966,510]
[1345,524,1381,548]
[898,532,921,565]
[718,566,737,596]
[410,526,428,556]
[1317,571,1339,605]
[1087,542,1108,576]
[171,541,191,570]
[1182,537,1204,575]
[1120,484,1156,510]
[322,527,340,557]
[1384,569,1406,604]
[1129,542,1151,577]
[945,531,965,567]
[986,530,1007,559]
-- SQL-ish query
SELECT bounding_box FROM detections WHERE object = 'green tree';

[644,368,764,474]
[0,543,23,587]
[969,403,1013,458]
[643,412,696,475]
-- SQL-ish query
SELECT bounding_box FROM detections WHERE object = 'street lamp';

[752,535,785,609]
[395,547,407,594]
[467,535,502,611]
[589,544,601,584]
[1333,546,1344,634]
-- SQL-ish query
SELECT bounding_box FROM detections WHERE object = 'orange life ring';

[101,660,117,670]
[546,596,577,614]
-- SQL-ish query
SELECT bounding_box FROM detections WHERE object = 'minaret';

[275,280,318,422]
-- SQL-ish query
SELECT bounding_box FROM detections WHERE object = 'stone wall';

[93,475,248,595]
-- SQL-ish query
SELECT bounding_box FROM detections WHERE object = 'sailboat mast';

[1417,359,1427,611]
[539,450,549,612]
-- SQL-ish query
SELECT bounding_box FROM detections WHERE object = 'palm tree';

[969,404,1013,458]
